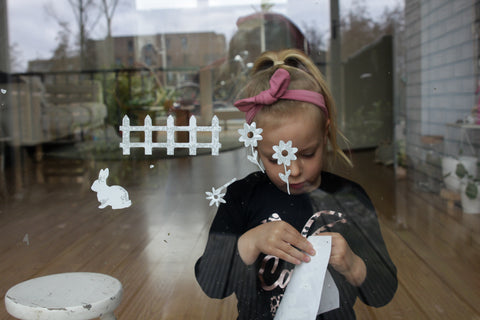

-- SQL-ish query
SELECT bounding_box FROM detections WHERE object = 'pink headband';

[234,68,328,124]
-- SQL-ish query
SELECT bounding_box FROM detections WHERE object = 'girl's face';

[256,107,328,195]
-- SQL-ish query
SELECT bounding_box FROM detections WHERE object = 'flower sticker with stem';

[238,122,264,172]
[205,178,237,207]
[272,140,298,194]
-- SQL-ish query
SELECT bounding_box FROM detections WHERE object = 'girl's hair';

[237,49,352,167]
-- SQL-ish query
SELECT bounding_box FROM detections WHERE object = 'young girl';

[195,49,397,319]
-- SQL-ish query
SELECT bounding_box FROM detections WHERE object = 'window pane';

[1,1,478,319]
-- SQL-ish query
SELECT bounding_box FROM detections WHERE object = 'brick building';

[93,32,226,70]
[404,0,480,191]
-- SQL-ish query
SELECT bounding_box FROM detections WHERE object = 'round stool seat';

[5,272,123,320]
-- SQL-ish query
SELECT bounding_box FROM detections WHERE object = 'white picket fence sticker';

[119,115,221,156]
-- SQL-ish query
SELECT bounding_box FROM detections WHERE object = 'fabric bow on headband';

[234,68,328,124]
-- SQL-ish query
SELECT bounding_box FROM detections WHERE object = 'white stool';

[5,272,123,320]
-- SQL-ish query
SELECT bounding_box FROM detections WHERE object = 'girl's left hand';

[320,232,367,287]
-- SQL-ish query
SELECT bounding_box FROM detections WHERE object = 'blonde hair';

[237,49,352,167]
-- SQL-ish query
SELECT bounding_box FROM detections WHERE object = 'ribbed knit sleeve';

[195,176,257,300]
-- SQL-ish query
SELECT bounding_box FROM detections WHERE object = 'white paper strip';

[317,268,339,314]
[274,236,333,320]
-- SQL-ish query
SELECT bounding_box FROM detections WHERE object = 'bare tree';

[378,3,405,36]
[67,0,101,69]
[260,0,274,12]
[49,21,82,71]
[100,0,120,39]
[9,43,23,73]
[45,0,124,69]
[340,0,376,60]
[340,0,404,60]
[99,0,120,67]
[45,0,101,69]
[302,22,326,56]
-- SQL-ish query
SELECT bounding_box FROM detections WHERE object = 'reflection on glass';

[1,0,479,319]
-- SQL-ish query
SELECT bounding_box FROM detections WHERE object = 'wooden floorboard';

[0,148,479,319]
[342,152,480,320]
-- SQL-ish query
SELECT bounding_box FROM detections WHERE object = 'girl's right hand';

[237,221,316,265]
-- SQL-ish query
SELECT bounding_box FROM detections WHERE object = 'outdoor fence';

[119,115,221,156]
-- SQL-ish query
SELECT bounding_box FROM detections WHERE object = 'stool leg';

[100,312,116,320]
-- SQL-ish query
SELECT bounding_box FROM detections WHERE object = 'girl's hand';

[321,232,367,287]
[238,221,316,266]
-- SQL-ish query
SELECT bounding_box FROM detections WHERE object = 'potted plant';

[442,155,478,192]
[112,62,178,124]
[460,176,480,214]
[454,162,480,214]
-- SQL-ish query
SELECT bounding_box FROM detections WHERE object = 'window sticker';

[1,88,5,109]
[204,122,300,206]
[99,115,223,209]
[272,140,298,195]
[91,168,132,210]
[238,122,264,172]
[116,115,298,207]
[205,178,237,207]
[119,115,221,156]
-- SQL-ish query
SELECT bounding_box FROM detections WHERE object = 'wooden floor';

[0,147,479,319]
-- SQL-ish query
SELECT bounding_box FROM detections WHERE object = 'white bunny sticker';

[91,168,132,209]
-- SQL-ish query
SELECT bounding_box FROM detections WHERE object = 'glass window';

[0,0,478,319]
[181,37,188,50]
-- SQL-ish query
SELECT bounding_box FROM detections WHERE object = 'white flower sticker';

[279,169,291,184]
[205,178,237,207]
[238,122,264,172]
[272,140,297,166]
[205,187,226,207]
[238,122,263,148]
[272,140,298,194]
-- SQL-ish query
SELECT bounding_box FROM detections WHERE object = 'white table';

[5,272,123,320]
